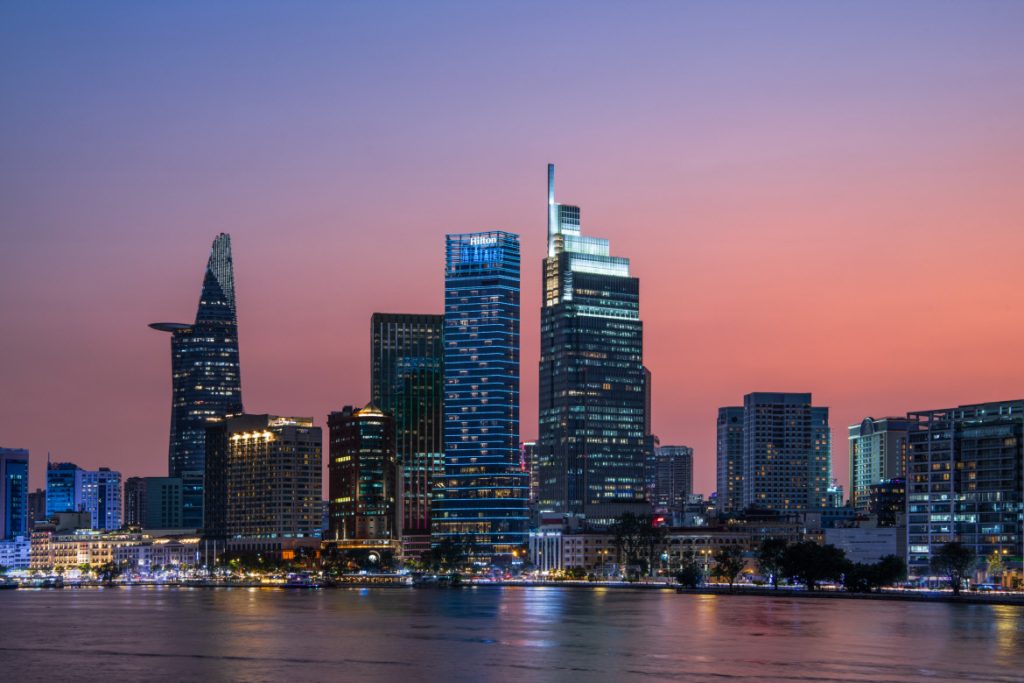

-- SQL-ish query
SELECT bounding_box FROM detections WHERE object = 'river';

[1,586,1021,682]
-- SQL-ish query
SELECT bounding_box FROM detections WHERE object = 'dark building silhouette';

[327,405,398,541]
[537,165,647,527]
[370,313,443,556]
[716,407,745,514]
[151,233,243,529]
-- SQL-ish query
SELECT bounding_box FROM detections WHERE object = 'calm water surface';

[1,587,1022,682]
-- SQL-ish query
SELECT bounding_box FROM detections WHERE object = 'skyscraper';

[848,417,915,514]
[0,448,29,540]
[537,164,647,527]
[906,400,1023,576]
[716,407,745,513]
[741,393,831,513]
[151,233,243,529]
[327,405,398,542]
[654,445,693,512]
[433,231,527,563]
[370,313,443,556]
[225,414,322,558]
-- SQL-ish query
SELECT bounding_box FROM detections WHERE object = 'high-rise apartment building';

[151,233,243,529]
[433,231,528,562]
[741,393,831,513]
[370,313,443,555]
[537,165,647,527]
[848,417,915,514]
[327,405,398,542]
[716,407,744,514]
[124,477,146,527]
[906,401,1023,576]
[0,448,29,540]
[225,414,322,557]
[654,445,693,512]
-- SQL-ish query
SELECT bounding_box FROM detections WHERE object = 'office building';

[45,462,83,517]
[741,393,831,513]
[869,478,906,528]
[849,417,916,514]
[203,419,230,539]
[151,233,243,529]
[80,468,122,531]
[433,231,528,563]
[225,414,322,557]
[125,477,184,530]
[654,445,693,512]
[906,400,1023,576]
[537,165,647,527]
[370,313,444,555]
[327,405,398,542]
[716,407,745,513]
[1,448,29,540]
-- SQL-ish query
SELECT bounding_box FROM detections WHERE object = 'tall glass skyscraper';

[433,231,527,563]
[537,164,647,527]
[151,233,242,529]
[370,313,444,556]
[716,406,745,514]
[0,448,29,540]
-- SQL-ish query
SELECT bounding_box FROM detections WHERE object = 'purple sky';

[3,2,1024,497]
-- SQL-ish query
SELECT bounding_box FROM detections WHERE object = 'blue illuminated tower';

[151,233,243,529]
[433,231,528,563]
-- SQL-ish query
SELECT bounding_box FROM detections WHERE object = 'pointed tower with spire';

[151,233,243,528]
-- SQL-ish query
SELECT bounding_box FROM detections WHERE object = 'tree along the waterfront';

[930,542,977,596]
[756,538,788,589]
[711,545,746,591]
[780,541,846,591]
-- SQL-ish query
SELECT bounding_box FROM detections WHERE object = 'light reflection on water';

[1,587,1022,682]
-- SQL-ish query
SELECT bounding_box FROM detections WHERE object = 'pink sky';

[2,3,1024,497]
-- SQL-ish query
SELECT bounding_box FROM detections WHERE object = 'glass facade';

[370,313,443,546]
[327,405,398,541]
[45,462,82,517]
[654,445,693,511]
[906,401,1023,575]
[537,165,647,527]
[433,231,527,563]
[151,233,243,529]
[0,448,29,540]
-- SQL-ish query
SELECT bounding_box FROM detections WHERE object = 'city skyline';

[4,3,1024,498]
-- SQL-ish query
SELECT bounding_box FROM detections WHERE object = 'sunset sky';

[3,2,1024,497]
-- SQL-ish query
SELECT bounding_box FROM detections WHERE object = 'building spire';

[547,163,557,257]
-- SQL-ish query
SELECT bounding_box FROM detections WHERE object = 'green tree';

[98,561,123,586]
[874,554,907,588]
[781,541,846,591]
[711,546,746,591]
[675,553,704,589]
[930,542,976,595]
[756,538,788,589]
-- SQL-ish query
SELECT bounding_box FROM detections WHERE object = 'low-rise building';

[0,535,31,569]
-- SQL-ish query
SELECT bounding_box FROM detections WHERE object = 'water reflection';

[1,588,1022,682]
